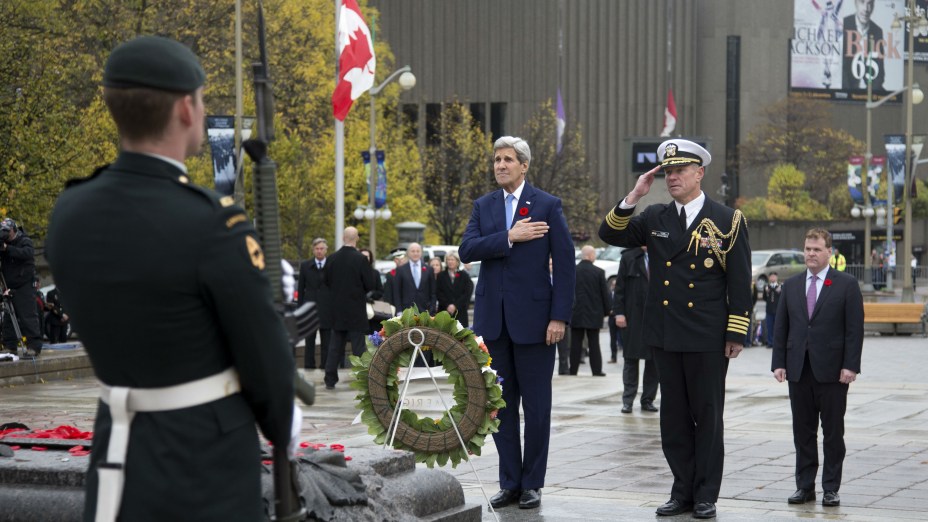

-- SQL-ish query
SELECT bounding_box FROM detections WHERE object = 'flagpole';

[233,0,244,207]
[665,2,673,135]
[334,0,345,249]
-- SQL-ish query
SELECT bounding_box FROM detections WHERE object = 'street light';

[358,65,416,258]
[892,0,928,302]
[864,30,924,293]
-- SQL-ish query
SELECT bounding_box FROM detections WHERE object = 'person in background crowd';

[762,273,782,348]
[436,251,473,327]
[599,139,751,519]
[772,228,863,508]
[359,247,386,334]
[569,245,610,376]
[44,35,296,521]
[0,218,43,357]
[607,277,622,364]
[429,257,443,283]
[297,237,332,370]
[460,136,576,510]
[393,242,437,315]
[829,247,846,272]
[615,246,659,414]
[44,285,71,343]
[382,250,406,309]
[551,256,571,376]
[323,226,375,390]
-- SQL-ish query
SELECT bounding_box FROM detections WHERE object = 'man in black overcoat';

[598,139,752,520]
[569,245,611,376]
[323,226,375,389]
[0,218,43,356]
[297,237,332,369]
[614,246,659,413]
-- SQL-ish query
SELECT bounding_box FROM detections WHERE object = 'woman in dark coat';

[436,251,473,327]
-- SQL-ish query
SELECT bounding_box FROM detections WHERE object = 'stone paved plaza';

[2,331,927,521]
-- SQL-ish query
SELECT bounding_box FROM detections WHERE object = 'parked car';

[594,245,624,286]
[752,249,806,292]
[465,260,481,302]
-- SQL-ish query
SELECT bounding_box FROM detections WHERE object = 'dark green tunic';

[46,152,294,521]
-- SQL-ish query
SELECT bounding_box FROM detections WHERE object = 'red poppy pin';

[518,207,529,216]
[454,272,461,278]
[824,279,832,287]
[390,269,396,276]
[422,266,428,272]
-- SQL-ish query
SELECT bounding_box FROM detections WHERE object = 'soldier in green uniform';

[45,36,296,522]
[599,139,751,520]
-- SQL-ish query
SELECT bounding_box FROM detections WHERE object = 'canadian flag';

[659,89,677,137]
[332,0,375,121]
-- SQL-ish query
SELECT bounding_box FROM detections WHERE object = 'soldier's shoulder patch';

[219,196,235,207]
[226,213,247,229]
[245,235,265,270]
[65,164,109,189]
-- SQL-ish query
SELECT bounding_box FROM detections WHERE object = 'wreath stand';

[383,328,500,521]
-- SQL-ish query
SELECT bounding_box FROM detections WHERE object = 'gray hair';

[494,136,531,166]
[311,237,327,246]
[444,251,462,267]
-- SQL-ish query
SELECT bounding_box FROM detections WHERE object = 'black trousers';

[556,330,570,375]
[47,321,69,343]
[652,347,729,503]
[608,317,621,360]
[324,329,365,388]
[303,328,331,369]
[622,357,659,406]
[2,286,42,351]
[789,354,848,492]
[569,327,602,375]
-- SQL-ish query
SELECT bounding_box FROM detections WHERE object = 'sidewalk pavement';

[2,334,926,521]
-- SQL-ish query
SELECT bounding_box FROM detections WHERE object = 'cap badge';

[666,143,678,157]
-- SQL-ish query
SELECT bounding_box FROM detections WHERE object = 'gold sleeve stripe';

[605,210,630,230]
[728,315,750,326]
[727,325,749,335]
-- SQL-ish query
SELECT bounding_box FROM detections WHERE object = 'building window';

[425,103,442,146]
[401,103,418,141]
[490,102,507,140]
[469,102,486,134]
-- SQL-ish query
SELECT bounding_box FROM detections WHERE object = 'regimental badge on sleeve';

[245,235,266,270]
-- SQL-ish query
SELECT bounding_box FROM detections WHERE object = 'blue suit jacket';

[459,182,575,345]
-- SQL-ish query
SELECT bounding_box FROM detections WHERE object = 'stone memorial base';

[0,441,480,521]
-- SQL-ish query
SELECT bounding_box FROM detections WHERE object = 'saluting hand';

[508,217,548,243]
[624,165,661,206]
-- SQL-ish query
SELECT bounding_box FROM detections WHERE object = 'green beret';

[103,36,205,92]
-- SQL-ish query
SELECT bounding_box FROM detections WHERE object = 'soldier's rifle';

[242,3,314,520]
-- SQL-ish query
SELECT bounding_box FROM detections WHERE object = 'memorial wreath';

[350,307,506,468]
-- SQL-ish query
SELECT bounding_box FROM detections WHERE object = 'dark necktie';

[317,261,322,270]
[679,205,687,231]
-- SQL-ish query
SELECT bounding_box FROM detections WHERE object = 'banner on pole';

[361,150,387,209]
[848,154,886,205]
[207,116,254,196]
[884,134,907,204]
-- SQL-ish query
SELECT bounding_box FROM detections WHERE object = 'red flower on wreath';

[518,207,529,216]
[824,279,832,287]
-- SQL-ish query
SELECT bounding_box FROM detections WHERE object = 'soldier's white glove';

[287,403,302,458]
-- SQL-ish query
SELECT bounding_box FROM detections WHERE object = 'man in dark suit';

[772,228,863,508]
[843,0,885,92]
[323,226,375,390]
[599,139,752,519]
[569,245,611,376]
[44,36,295,522]
[761,272,782,347]
[297,237,332,369]
[393,242,436,314]
[382,250,406,308]
[615,246,659,413]
[460,136,576,510]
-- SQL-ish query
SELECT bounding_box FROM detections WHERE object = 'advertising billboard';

[790,0,906,102]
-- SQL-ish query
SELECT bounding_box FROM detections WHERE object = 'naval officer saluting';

[599,139,752,519]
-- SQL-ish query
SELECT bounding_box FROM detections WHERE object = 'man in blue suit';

[460,136,576,510]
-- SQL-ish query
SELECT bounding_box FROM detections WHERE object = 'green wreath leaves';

[350,307,506,468]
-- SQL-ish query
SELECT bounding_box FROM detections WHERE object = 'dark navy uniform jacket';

[46,152,294,521]
[599,195,752,352]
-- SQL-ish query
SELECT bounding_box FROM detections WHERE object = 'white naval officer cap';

[657,139,711,169]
